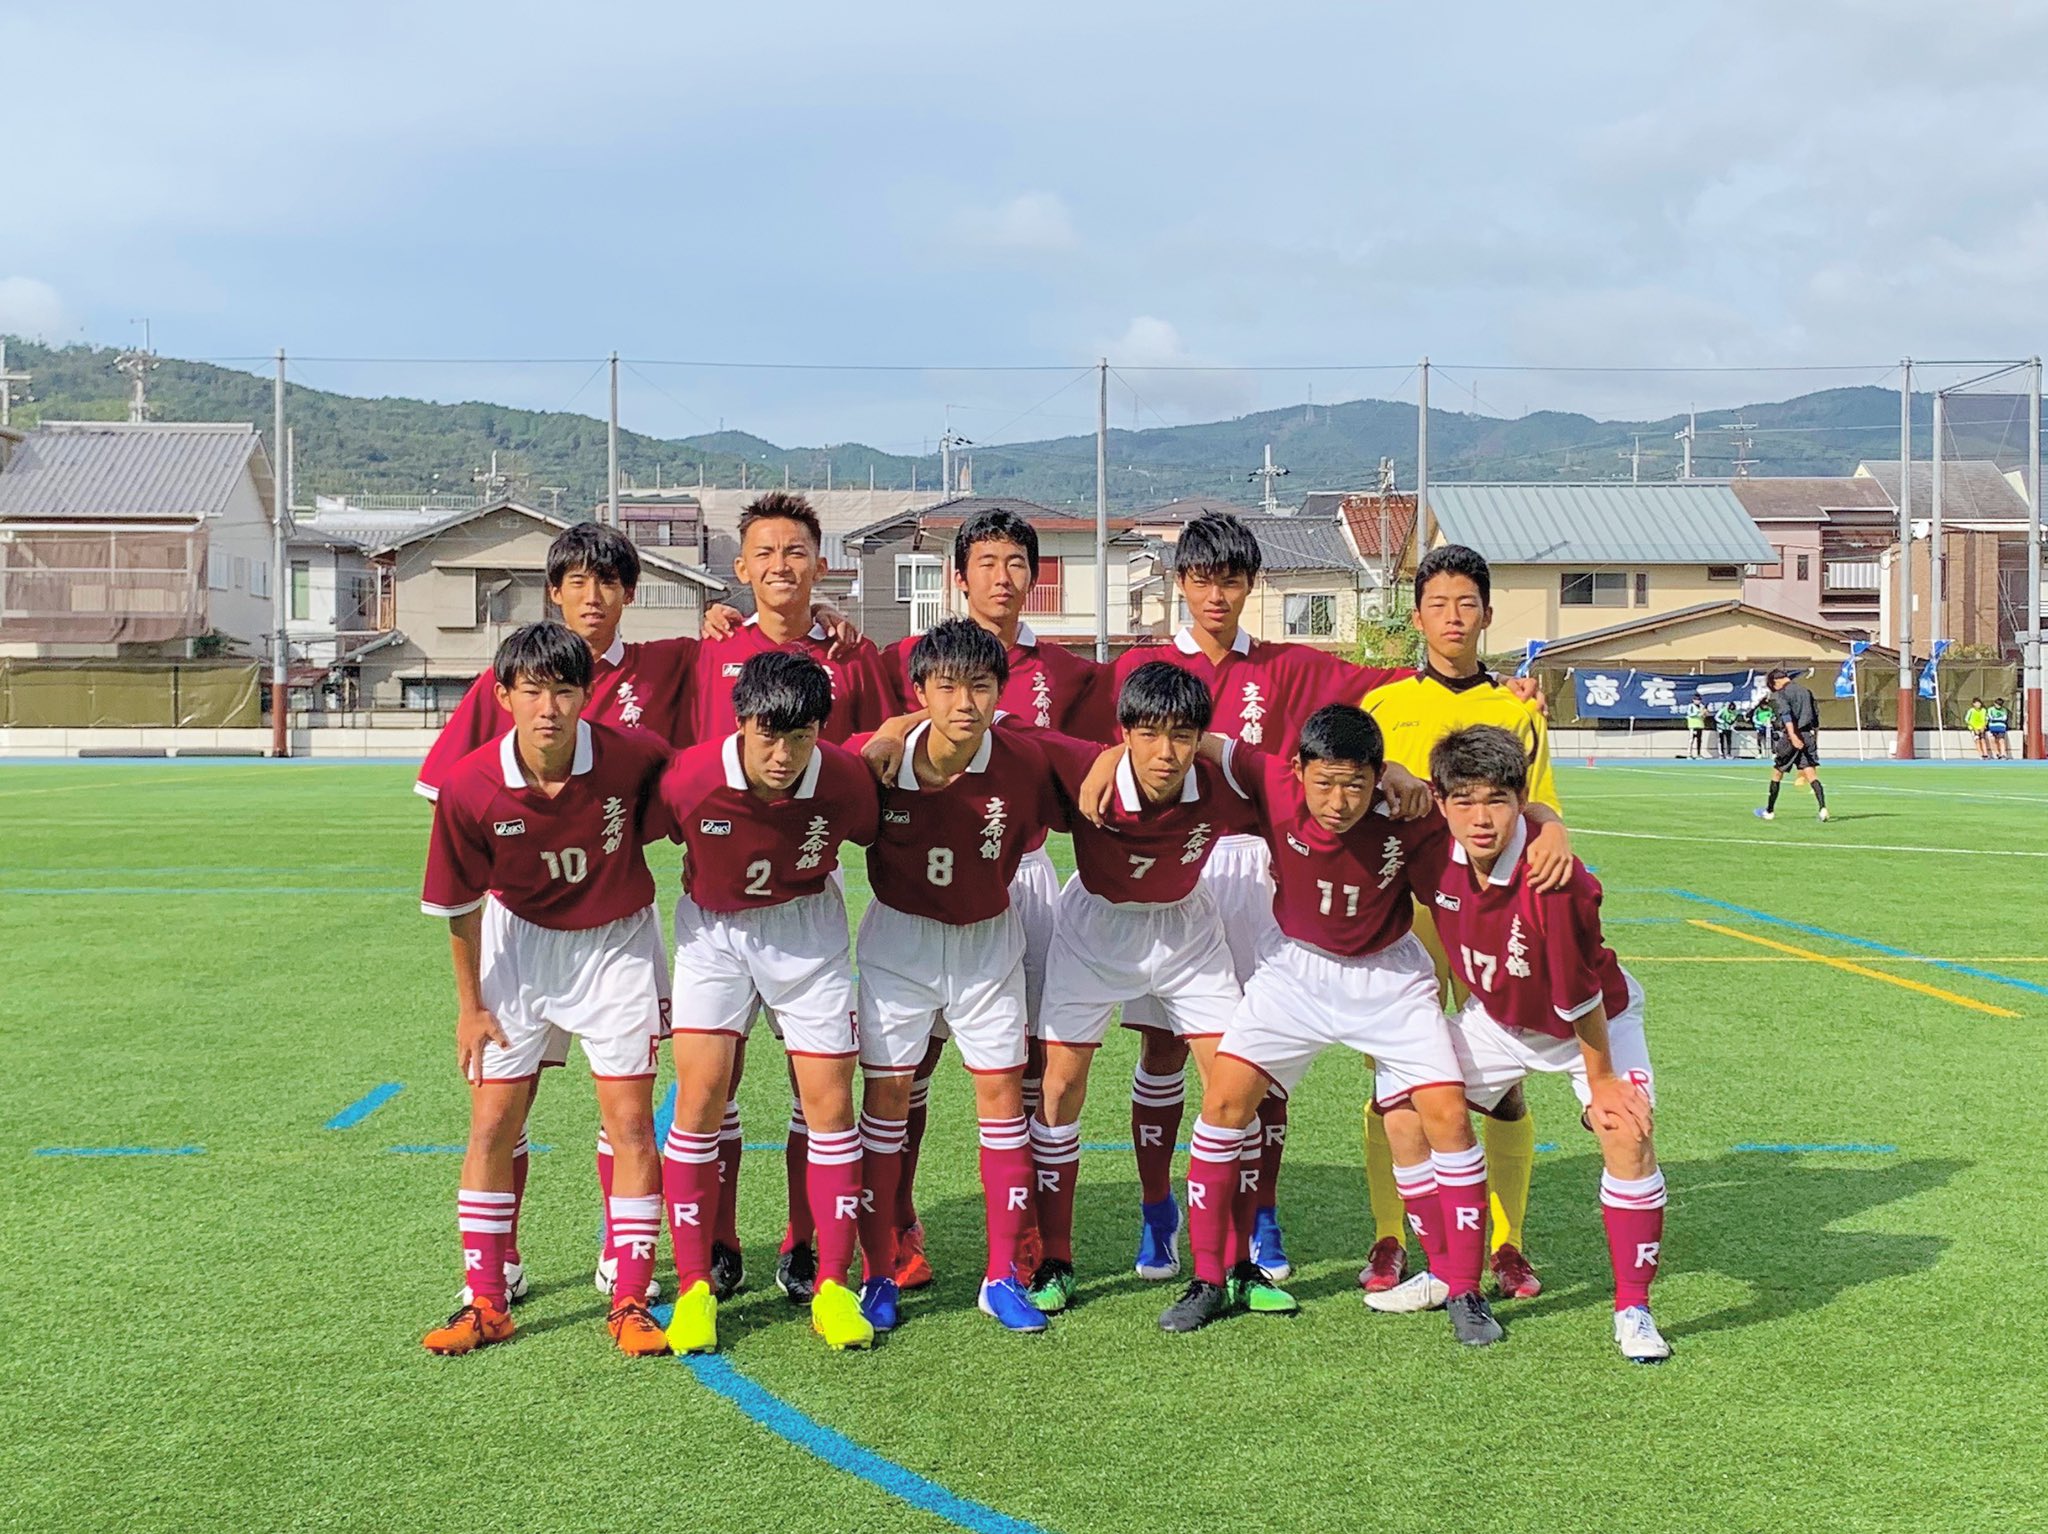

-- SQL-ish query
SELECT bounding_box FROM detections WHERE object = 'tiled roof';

[0,422,269,520]
[1429,483,1775,565]
[1856,460,2032,522]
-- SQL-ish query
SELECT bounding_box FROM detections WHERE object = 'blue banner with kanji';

[1572,669,1765,720]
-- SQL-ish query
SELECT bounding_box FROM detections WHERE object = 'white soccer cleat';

[1752,808,1774,821]
[1817,807,1830,823]
[1614,1305,1671,1363]
[593,1254,662,1302]
[457,1259,529,1307]
[1363,1269,1449,1314]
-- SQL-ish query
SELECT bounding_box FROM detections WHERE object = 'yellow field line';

[1685,919,2020,1017]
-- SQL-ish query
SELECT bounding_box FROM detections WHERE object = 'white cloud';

[950,192,1080,255]
[1096,317,1257,422]
[0,277,68,339]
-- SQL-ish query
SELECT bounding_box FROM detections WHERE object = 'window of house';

[290,561,311,621]
[1634,572,1649,607]
[251,560,270,599]
[1707,565,1741,582]
[895,554,942,602]
[1284,592,1336,637]
[1796,553,1811,582]
[403,677,476,712]
[1756,547,1785,579]
[207,551,230,592]
[1023,554,1065,614]
[231,555,248,590]
[1560,571,1629,607]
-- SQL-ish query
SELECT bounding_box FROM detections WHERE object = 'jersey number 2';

[743,859,774,897]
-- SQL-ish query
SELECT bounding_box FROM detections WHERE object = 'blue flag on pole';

[1834,640,1871,699]
[1516,639,1546,678]
[1917,638,1952,699]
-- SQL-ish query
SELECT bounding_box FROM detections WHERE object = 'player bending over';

[419,622,674,1358]
[1755,667,1828,822]
[1428,726,1671,1363]
[1165,706,1500,1343]
[656,650,881,1354]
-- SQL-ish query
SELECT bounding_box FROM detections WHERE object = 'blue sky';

[5,0,2045,449]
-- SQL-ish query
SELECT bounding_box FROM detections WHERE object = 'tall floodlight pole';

[1930,391,1945,660]
[2029,357,2044,758]
[271,349,289,759]
[1095,358,1109,662]
[607,352,620,527]
[1895,359,1914,759]
[1417,358,1431,555]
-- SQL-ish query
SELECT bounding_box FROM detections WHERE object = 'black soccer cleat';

[775,1241,816,1305]
[710,1240,744,1302]
[1158,1279,1232,1334]
[1447,1291,1505,1347]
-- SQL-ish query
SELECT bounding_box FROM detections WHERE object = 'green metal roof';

[1429,483,1776,565]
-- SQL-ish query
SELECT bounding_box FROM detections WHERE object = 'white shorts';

[478,899,669,1082]
[1013,844,1062,1033]
[858,901,1028,1075]
[1121,833,1276,1032]
[1037,875,1242,1047]
[1220,931,1458,1105]
[1449,972,1654,1112]
[671,885,857,1059]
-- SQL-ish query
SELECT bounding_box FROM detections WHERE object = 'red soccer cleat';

[894,1221,934,1291]
[1358,1236,1407,1293]
[1490,1242,1543,1299]
[423,1299,514,1356]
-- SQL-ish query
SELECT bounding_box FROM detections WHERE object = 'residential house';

[1855,460,2034,656]
[1128,515,1371,643]
[0,421,277,658]
[1330,490,1419,612]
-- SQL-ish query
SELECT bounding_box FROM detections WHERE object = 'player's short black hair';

[1173,512,1262,583]
[909,617,1009,691]
[494,620,593,691]
[1295,704,1385,771]
[737,490,823,550]
[1117,660,1212,734]
[1767,667,1793,684]
[732,650,833,733]
[546,520,640,594]
[1413,543,1491,607]
[952,507,1039,578]
[1430,724,1529,798]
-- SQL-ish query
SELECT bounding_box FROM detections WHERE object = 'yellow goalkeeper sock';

[1484,1112,1535,1252]
[1363,1108,1408,1244]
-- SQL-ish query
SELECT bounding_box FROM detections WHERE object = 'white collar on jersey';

[741,613,832,644]
[721,730,826,798]
[896,719,995,790]
[1115,750,1201,812]
[1172,625,1253,658]
[597,635,626,668]
[1448,813,1528,886]
[1015,621,1039,648]
[499,719,594,789]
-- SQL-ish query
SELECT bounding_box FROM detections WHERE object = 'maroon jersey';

[862,722,1065,924]
[415,635,696,800]
[1112,627,1407,758]
[1428,814,1629,1041]
[659,734,879,912]
[691,617,890,746]
[886,623,1113,742]
[1228,743,1448,958]
[421,721,671,930]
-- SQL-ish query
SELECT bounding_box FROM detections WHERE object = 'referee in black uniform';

[1755,667,1828,822]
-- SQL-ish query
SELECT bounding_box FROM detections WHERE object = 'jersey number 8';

[926,848,954,886]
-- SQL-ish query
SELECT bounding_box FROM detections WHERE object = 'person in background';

[1987,698,2011,759]
[1966,698,1989,758]
[1685,694,1707,759]
[1714,699,1738,760]
[1751,694,1773,759]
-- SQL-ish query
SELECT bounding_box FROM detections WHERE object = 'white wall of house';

[201,469,278,655]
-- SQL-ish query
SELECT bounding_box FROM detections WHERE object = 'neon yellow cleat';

[664,1279,719,1355]
[810,1278,876,1351]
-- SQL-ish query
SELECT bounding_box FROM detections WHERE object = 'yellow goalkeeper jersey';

[1360,666,1561,812]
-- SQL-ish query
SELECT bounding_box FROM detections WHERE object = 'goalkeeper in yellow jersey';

[1359,544,1572,1302]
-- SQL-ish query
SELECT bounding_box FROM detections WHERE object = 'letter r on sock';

[1138,1125,1163,1147]
[1636,1241,1661,1268]
[1007,1187,1029,1211]
[834,1195,861,1221]
[671,1201,701,1228]
[1456,1207,1481,1231]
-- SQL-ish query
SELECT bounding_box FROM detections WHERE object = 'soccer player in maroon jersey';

[1427,725,1670,1362]
[878,507,1111,1292]
[1165,705,1499,1342]
[417,623,673,1359]
[656,650,882,1354]
[852,619,1075,1334]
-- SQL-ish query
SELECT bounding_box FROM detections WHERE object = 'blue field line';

[35,1145,204,1157]
[654,1083,677,1148]
[388,1143,554,1154]
[1665,888,2048,997]
[326,1082,403,1129]
[680,1353,1055,1534]
[1535,1142,1560,1152]
[1734,1142,1897,1154]
[1606,916,1685,925]
[1081,1140,1190,1152]
[743,1140,790,1152]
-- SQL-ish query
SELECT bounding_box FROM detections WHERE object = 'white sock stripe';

[512,1132,531,1157]
[908,1079,931,1109]
[1133,1067,1184,1090]
[1602,1192,1668,1211]
[608,1192,661,1215]
[594,1130,612,1156]
[662,1128,721,1164]
[807,1126,864,1165]
[457,1189,517,1205]
[1392,1161,1439,1197]
[858,1114,910,1154]
[1601,1169,1667,1195]
[1432,1147,1487,1184]
[978,1117,1031,1151]
[457,1217,514,1233]
[720,1103,743,1138]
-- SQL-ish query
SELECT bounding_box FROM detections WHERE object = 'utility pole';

[1249,443,1290,515]
[1723,419,1758,477]
[1095,357,1108,662]
[2029,357,2044,758]
[1376,455,1397,593]
[1416,358,1431,551]
[1930,391,1945,661]
[1896,359,1914,759]
[1675,407,1696,480]
[1617,434,1642,484]
[271,350,289,759]
[939,424,972,498]
[606,351,619,526]
[0,340,28,427]
[115,345,158,423]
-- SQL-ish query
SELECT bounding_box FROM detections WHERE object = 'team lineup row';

[414,500,1668,1362]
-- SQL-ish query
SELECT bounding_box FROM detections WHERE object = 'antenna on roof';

[0,339,29,428]
[1249,442,1291,515]
[114,322,159,423]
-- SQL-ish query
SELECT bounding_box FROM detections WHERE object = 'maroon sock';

[1255,1090,1288,1215]
[895,1076,930,1230]
[1433,1146,1489,1297]
[856,1113,907,1281]
[1029,1117,1081,1263]
[594,1129,613,1253]
[1186,1118,1244,1287]
[783,1098,814,1251]
[806,1126,863,1287]
[507,1133,531,1263]
[1601,1169,1668,1309]
[1229,1118,1262,1267]
[977,1116,1033,1282]
[1130,1066,1184,1205]
[1392,1160,1447,1271]
[457,1189,515,1306]
[714,1101,742,1248]
[661,1127,720,1289]
[607,1193,661,1304]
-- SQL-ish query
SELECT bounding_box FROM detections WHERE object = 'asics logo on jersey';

[1434,892,1461,912]
[493,819,526,837]
[883,809,911,824]
[722,662,745,677]
[699,819,733,835]
[1286,834,1311,856]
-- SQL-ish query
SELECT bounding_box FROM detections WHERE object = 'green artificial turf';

[2,758,2044,1531]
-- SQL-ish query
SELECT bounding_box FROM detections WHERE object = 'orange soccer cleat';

[423,1299,515,1356]
[607,1297,673,1358]
[894,1221,934,1291]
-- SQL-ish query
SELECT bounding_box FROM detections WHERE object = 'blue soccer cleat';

[978,1276,1049,1332]
[859,1275,900,1333]
[1249,1207,1292,1281]
[1752,808,1774,821]
[1135,1195,1182,1280]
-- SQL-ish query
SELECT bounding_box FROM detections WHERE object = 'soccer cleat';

[1227,1260,1299,1316]
[1026,1257,1077,1314]
[811,1279,876,1351]
[894,1222,934,1292]
[776,1241,817,1305]
[1490,1243,1543,1299]
[664,1280,719,1355]
[607,1297,672,1358]
[1158,1279,1232,1334]
[1248,1208,1292,1281]
[1447,1291,1505,1347]
[458,1259,529,1308]
[978,1276,1049,1333]
[709,1240,744,1302]
[1363,1269,1450,1314]
[1358,1236,1408,1293]
[1614,1305,1672,1363]
[592,1255,661,1303]
[423,1299,514,1356]
[859,1275,901,1332]
[1817,807,1830,823]
[1752,808,1774,821]
[1134,1195,1182,1281]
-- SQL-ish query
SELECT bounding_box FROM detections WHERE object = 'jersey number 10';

[539,847,589,884]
